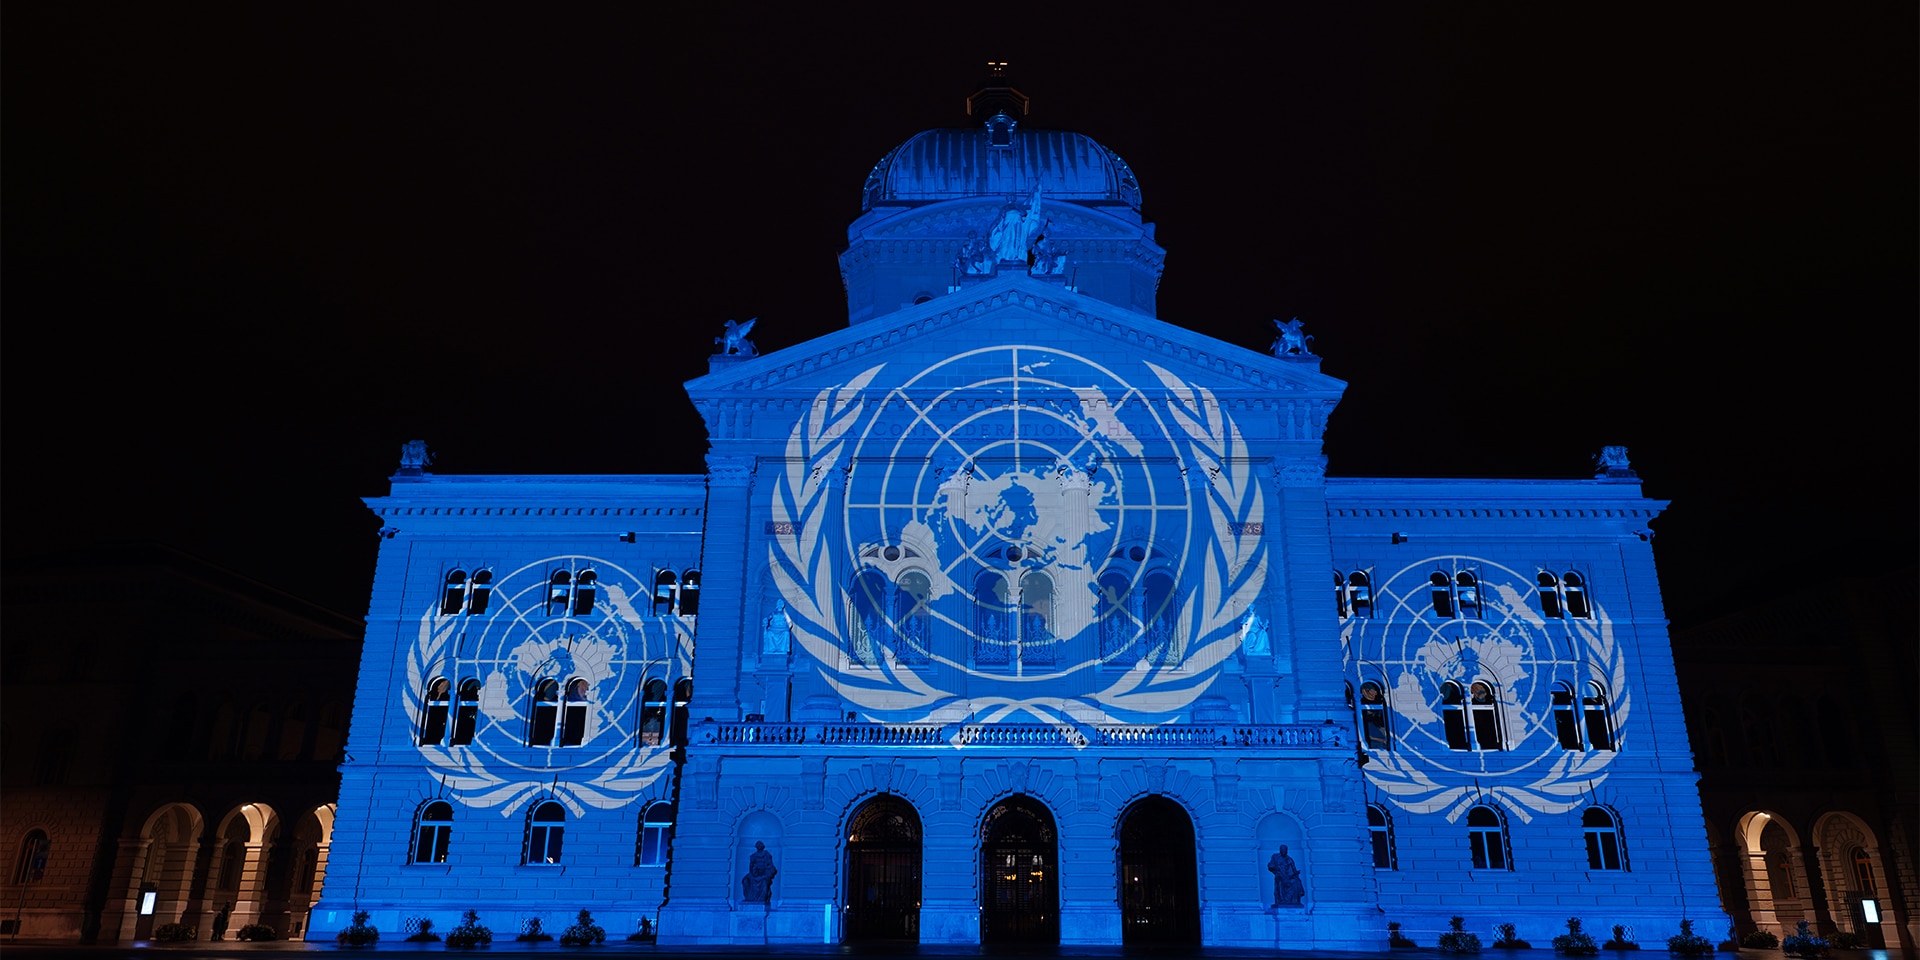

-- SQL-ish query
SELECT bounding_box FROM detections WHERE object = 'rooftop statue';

[715,318,758,357]
[988,185,1043,262]
[1271,317,1316,359]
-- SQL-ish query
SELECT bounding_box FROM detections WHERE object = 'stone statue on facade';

[1271,318,1316,358]
[1594,445,1637,479]
[1268,846,1304,906]
[399,439,433,472]
[762,599,792,655]
[989,185,1043,262]
[741,841,777,903]
[715,318,758,357]
[1029,224,1067,276]
[956,229,993,275]
[1241,609,1271,657]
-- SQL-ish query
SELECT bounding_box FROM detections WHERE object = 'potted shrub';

[516,917,553,942]
[559,911,606,946]
[445,910,493,949]
[1439,916,1484,953]
[337,911,379,947]
[1494,923,1533,949]
[1666,919,1714,957]
[235,923,276,941]
[152,923,197,942]
[1739,930,1780,950]
[1554,917,1600,956]
[1781,921,1829,958]
[1389,921,1418,948]
[625,918,656,943]
[1604,924,1640,950]
[406,918,442,942]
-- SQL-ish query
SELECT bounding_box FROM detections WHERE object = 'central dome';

[861,126,1142,213]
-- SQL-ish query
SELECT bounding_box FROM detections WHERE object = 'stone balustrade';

[698,720,1342,750]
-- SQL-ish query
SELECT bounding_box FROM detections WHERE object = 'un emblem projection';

[770,347,1266,735]
[1346,557,1629,821]
[405,557,688,814]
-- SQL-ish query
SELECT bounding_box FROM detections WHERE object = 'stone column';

[106,837,150,942]
[686,454,756,721]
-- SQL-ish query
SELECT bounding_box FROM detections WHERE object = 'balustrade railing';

[699,720,1340,750]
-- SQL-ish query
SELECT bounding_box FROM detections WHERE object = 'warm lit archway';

[1118,795,1199,944]
[980,795,1058,944]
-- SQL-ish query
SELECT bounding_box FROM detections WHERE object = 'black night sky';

[7,6,1914,626]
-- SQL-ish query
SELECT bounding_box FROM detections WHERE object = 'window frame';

[637,800,675,867]
[1367,804,1397,870]
[413,801,453,865]
[1467,805,1510,870]
[420,677,452,746]
[13,830,49,885]
[1581,806,1625,871]
[525,801,566,865]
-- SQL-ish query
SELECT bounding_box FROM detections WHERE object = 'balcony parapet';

[696,720,1343,751]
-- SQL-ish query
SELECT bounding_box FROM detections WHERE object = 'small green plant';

[517,917,553,942]
[445,910,493,949]
[406,917,441,942]
[337,910,380,947]
[1494,922,1532,949]
[626,918,656,942]
[1553,917,1600,956]
[1666,920,1714,957]
[1828,931,1864,950]
[236,923,276,941]
[152,923,197,942]
[1439,916,1484,953]
[1604,924,1639,950]
[1781,921,1829,958]
[559,910,606,946]
[1389,920,1418,948]
[1740,930,1780,949]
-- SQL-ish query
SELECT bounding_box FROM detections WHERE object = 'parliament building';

[313,77,1730,949]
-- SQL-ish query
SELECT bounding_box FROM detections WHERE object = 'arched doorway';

[1119,795,1199,944]
[844,795,922,942]
[981,795,1057,944]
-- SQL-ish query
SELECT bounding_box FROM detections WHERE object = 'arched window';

[469,569,493,615]
[560,678,591,747]
[528,679,560,746]
[850,570,891,666]
[895,571,932,664]
[13,830,49,884]
[1142,571,1176,665]
[572,570,597,616]
[678,570,701,616]
[1467,806,1509,870]
[1582,681,1615,751]
[420,678,451,745]
[1430,573,1456,618]
[1455,573,1481,618]
[525,802,565,865]
[413,801,452,864]
[1582,807,1623,870]
[1440,682,1471,750]
[1563,572,1590,618]
[638,801,674,867]
[1348,572,1373,617]
[1334,572,1349,618]
[441,570,468,615]
[545,570,572,616]
[1366,804,1396,870]
[1537,572,1563,618]
[639,679,667,746]
[1099,571,1134,659]
[1020,571,1055,665]
[451,679,481,745]
[652,570,678,617]
[1552,682,1582,749]
[1851,846,1877,895]
[974,571,1010,666]
[670,679,693,747]
[1359,680,1391,749]
[1470,681,1503,751]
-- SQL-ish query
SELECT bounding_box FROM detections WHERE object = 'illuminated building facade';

[316,78,1727,949]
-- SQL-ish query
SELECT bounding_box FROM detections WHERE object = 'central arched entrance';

[981,795,1058,944]
[844,795,922,942]
[1119,795,1200,944]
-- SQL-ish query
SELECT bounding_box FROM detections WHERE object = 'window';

[679,570,700,616]
[652,569,678,616]
[1552,683,1582,749]
[638,801,674,867]
[1455,573,1481,618]
[420,678,451,745]
[974,571,1010,666]
[639,679,667,746]
[1582,807,1624,870]
[451,680,481,745]
[1020,571,1056,665]
[1359,680,1391,749]
[546,571,572,616]
[1582,681,1615,751]
[413,801,452,864]
[1347,572,1373,617]
[1335,572,1348,618]
[1538,572,1563,618]
[1099,571,1134,658]
[1467,806,1509,870]
[1430,573,1455,618]
[1470,681,1503,750]
[560,678,591,747]
[572,570,597,616]
[441,570,468,615]
[469,570,492,614]
[1563,572,1591,618]
[894,571,932,664]
[1141,572,1176,665]
[13,831,49,884]
[528,679,560,746]
[525,802,565,865]
[1367,805,1396,870]
[670,679,693,747]
[1440,682,1471,750]
[1851,846,1877,895]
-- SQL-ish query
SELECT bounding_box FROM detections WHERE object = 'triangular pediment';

[685,274,1346,401]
